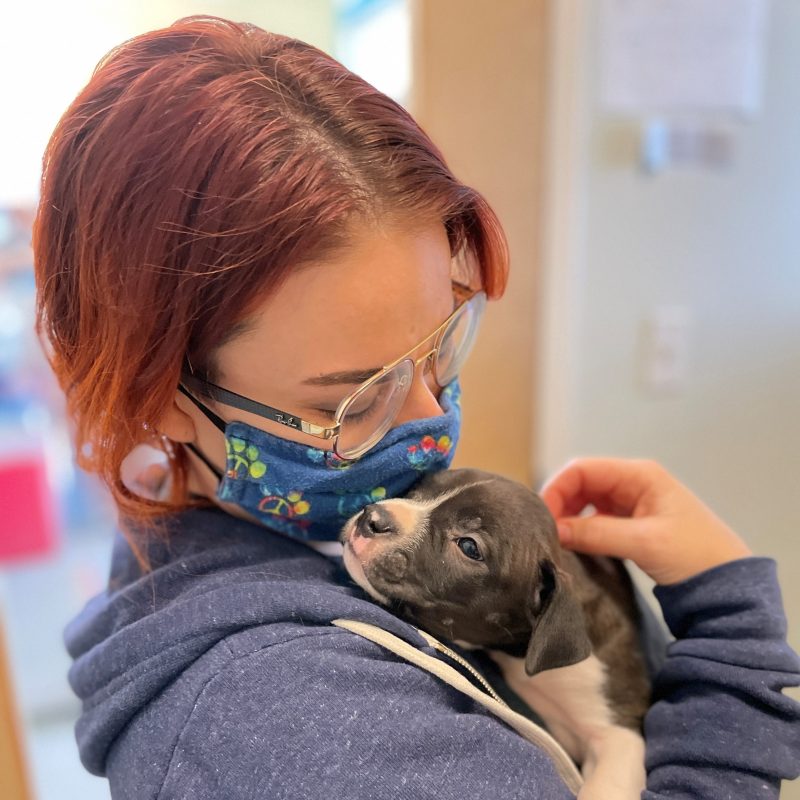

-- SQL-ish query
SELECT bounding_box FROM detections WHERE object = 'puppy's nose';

[356,504,397,538]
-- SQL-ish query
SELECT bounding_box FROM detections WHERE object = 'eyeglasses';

[179,283,486,461]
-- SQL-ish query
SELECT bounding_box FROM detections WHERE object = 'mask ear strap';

[176,383,227,481]
[184,441,224,481]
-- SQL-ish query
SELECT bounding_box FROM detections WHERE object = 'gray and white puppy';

[339,467,651,799]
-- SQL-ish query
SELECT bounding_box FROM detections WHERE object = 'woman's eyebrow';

[301,368,381,387]
[301,298,457,388]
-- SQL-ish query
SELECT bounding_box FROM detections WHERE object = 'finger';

[541,490,621,521]
[556,513,647,562]
[541,458,664,519]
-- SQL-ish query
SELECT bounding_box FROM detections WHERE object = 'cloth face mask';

[186,379,462,541]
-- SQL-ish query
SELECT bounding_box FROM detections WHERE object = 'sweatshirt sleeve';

[153,628,576,800]
[642,556,800,799]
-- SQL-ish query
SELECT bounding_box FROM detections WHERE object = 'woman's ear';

[156,393,199,443]
[120,443,171,500]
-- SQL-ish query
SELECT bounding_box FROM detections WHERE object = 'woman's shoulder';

[110,617,576,800]
[76,504,427,665]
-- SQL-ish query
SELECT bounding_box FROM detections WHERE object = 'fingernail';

[557,522,572,544]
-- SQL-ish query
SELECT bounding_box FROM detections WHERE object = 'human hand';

[540,458,753,586]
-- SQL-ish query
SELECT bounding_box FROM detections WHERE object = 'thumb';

[556,514,646,561]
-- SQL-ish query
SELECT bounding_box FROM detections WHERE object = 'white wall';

[538,0,799,663]
[0,0,334,206]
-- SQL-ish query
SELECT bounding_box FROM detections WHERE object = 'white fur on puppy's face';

[340,517,391,605]
[341,544,391,605]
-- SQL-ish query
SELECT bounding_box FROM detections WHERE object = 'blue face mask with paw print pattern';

[183,379,461,541]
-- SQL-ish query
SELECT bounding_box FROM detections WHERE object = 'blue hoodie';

[65,505,800,799]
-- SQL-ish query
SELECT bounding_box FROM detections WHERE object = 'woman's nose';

[392,359,443,426]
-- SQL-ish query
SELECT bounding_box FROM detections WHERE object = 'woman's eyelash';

[314,404,374,420]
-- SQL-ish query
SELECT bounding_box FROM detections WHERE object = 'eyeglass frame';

[177,281,485,458]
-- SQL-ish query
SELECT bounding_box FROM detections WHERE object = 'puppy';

[339,467,651,800]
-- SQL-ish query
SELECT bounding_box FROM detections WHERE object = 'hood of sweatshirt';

[64,505,428,776]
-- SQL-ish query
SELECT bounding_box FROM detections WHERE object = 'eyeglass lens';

[434,291,485,385]
[335,292,485,459]
[336,361,414,459]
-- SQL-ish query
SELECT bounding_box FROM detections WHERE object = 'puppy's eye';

[456,537,483,561]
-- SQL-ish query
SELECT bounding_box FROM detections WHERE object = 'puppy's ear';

[524,561,592,676]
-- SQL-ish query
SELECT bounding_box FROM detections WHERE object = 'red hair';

[33,15,509,554]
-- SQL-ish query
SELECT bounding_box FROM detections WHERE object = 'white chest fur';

[487,651,646,800]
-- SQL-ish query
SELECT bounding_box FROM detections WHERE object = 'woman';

[33,16,799,799]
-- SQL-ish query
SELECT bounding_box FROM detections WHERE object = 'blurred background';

[0,0,797,798]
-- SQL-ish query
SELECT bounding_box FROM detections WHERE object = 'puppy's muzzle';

[356,504,398,538]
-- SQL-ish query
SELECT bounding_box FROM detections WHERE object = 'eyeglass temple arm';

[177,382,229,430]
[179,373,337,438]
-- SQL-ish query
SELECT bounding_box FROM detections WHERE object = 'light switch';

[640,119,735,174]
[641,305,691,394]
